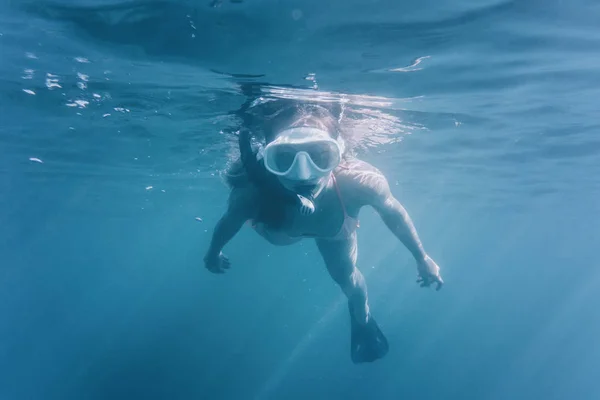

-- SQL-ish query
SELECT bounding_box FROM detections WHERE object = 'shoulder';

[223,160,261,212]
[224,158,264,194]
[226,184,260,221]
[333,157,392,207]
[223,158,250,188]
[335,158,390,193]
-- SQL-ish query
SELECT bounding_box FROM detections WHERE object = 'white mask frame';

[260,127,345,180]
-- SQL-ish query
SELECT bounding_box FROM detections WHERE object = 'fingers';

[206,265,224,274]
[417,275,431,287]
[416,273,443,290]
[206,260,229,274]
[204,253,231,274]
[434,275,443,290]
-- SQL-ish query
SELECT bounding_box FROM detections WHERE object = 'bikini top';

[327,173,360,240]
[294,172,359,240]
[250,172,359,241]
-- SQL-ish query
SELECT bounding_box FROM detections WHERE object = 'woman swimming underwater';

[204,98,444,364]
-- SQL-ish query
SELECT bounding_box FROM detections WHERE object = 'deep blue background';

[1,0,599,399]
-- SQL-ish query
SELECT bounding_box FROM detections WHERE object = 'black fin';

[348,302,389,364]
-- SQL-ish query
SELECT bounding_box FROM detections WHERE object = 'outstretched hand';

[204,251,231,274]
[416,255,444,291]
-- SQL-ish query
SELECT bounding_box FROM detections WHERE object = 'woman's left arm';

[357,171,444,290]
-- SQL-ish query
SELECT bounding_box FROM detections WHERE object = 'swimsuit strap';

[331,173,349,218]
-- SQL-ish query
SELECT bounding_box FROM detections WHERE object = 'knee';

[333,267,364,293]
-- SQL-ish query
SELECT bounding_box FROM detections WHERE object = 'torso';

[252,175,355,244]
[250,159,377,245]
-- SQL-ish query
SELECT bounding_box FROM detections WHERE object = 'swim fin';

[348,302,389,364]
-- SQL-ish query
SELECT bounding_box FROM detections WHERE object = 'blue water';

[1,0,600,399]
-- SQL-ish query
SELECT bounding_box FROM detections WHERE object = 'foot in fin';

[348,302,389,364]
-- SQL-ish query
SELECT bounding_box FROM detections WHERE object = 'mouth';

[292,183,317,193]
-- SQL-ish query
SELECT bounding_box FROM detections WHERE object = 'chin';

[279,178,319,192]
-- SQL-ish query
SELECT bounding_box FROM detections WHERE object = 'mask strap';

[256,144,265,160]
[337,137,346,155]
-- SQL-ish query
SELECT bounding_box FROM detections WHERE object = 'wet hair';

[263,103,341,142]
[225,102,341,229]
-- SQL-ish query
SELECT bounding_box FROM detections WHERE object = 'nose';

[296,153,312,180]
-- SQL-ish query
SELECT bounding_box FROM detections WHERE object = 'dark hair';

[225,102,341,229]
[263,103,340,142]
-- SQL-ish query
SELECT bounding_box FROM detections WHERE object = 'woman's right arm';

[204,187,256,273]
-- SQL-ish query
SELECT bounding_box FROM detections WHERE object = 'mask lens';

[271,144,298,172]
[304,142,338,170]
[264,133,342,176]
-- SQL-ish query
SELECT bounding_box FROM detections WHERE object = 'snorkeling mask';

[260,127,345,182]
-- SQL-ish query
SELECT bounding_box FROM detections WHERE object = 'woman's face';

[264,109,340,194]
[264,125,339,194]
